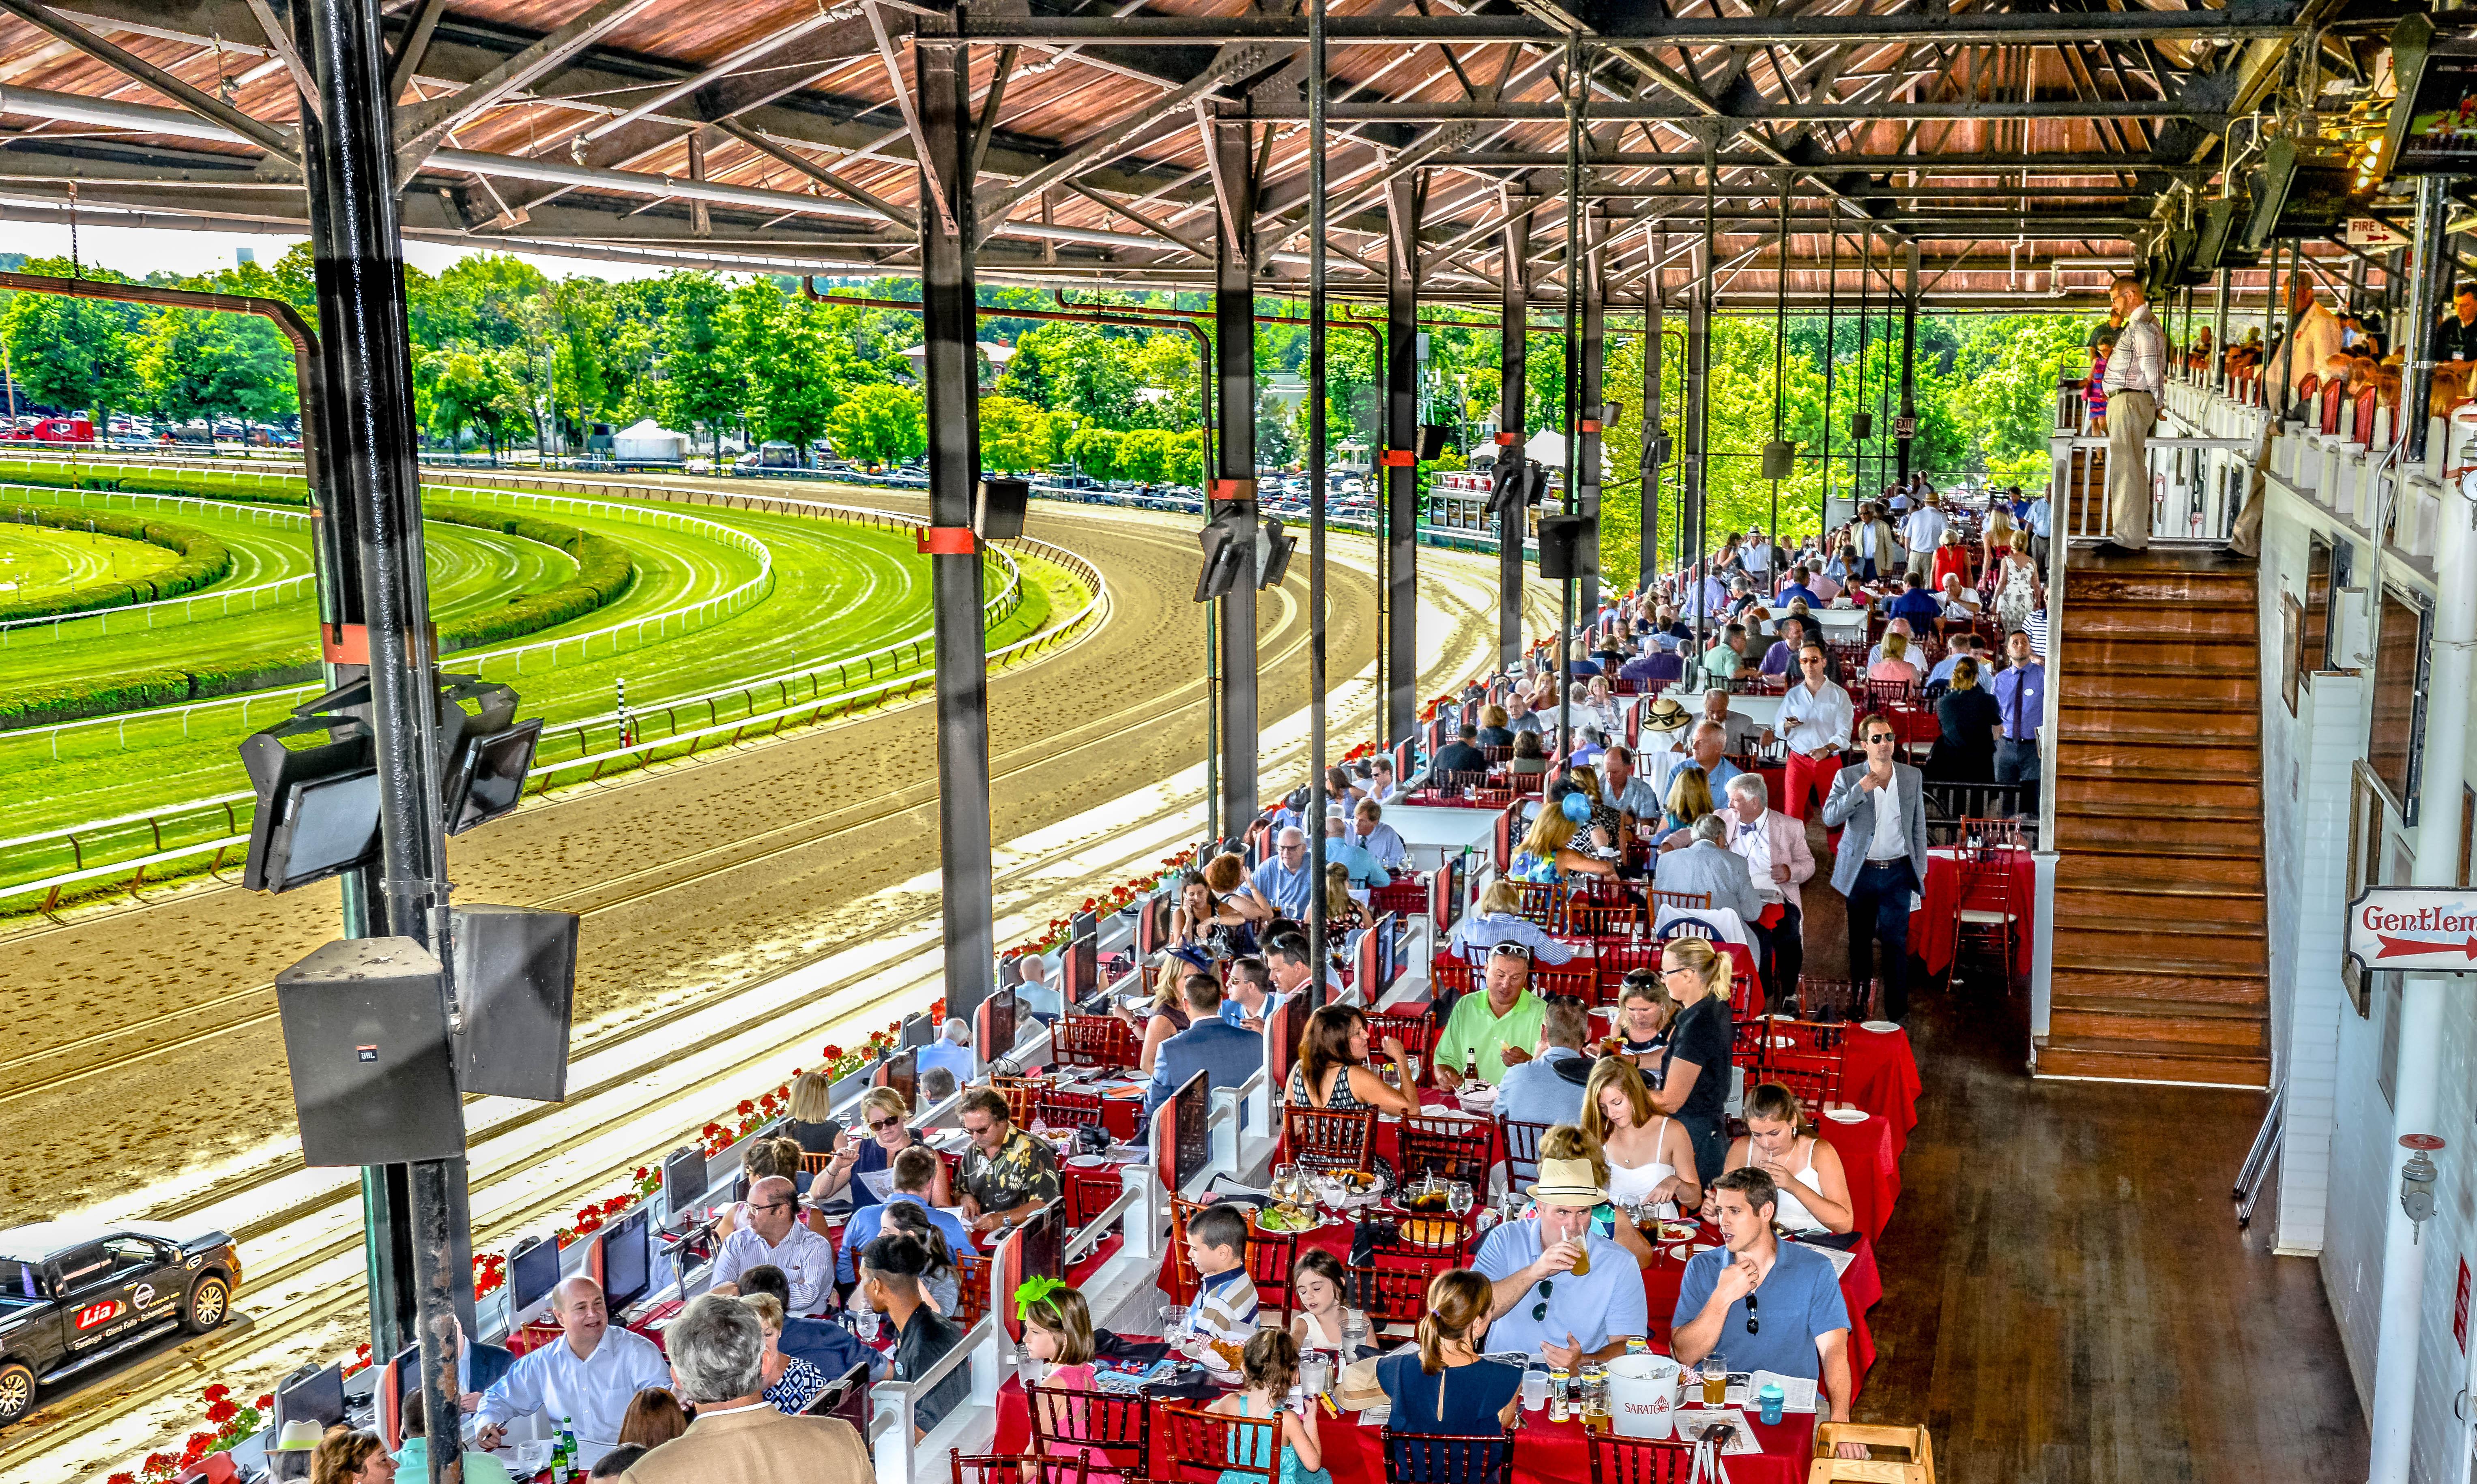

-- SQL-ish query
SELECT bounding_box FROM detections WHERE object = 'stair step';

[2046,1005,2272,1051]
[2062,798,2262,823]
[2055,854,2265,890]
[2054,739,2262,774]
[2036,1038,2271,1087]
[2055,710,2261,744]
[2051,958,2271,998]
[2065,568,2260,606]
[2056,821,2264,854]
[2052,885,2265,929]
[2063,607,2259,640]
[2054,903,2266,939]
[2051,762,2260,795]
[2062,637,2263,671]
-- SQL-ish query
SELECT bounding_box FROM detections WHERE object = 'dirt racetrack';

[0,492,1548,1230]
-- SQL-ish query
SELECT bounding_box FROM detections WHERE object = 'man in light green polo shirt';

[1434,943,1547,1087]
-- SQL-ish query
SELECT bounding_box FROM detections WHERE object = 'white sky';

[7,221,679,282]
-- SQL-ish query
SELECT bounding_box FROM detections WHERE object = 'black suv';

[0,1221,242,1425]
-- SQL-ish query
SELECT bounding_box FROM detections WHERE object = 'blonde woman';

[1476,703,1514,748]
[1654,761,1715,846]
[1994,529,2042,634]
[1442,878,1575,963]
[1644,936,1734,1182]
[1510,801,1615,883]
[1866,628,1921,688]
[1576,675,1622,738]
[810,1087,945,1210]
[1582,1057,1701,1216]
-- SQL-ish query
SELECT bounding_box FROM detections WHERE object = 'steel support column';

[2213,264,2232,394]
[1211,114,1260,834]
[915,22,997,1019]
[1499,200,1530,670]
[1384,177,1421,746]
[299,2,463,1477]
[1578,204,1606,624]
[1639,248,1665,588]
[1897,240,1919,480]
[2407,177,2449,464]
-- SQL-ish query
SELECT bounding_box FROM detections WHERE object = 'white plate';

[1824,1107,1871,1124]
[1066,1154,1110,1169]
[1860,1019,1900,1033]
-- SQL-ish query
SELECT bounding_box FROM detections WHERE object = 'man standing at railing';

[2095,276,2166,558]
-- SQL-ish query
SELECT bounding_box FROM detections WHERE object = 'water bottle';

[1757,1382,1785,1426]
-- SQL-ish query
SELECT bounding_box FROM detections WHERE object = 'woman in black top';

[1374,1269,1522,1433]
[1474,703,1515,749]
[1643,937,1735,1183]
[1927,656,2001,783]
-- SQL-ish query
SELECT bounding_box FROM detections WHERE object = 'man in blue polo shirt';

[1774,565,1822,610]
[1249,827,1313,918]
[1884,573,1941,629]
[1474,1158,1647,1369]
[1673,1168,1863,1457]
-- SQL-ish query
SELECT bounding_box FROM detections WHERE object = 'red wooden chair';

[1953,834,2026,989]
[1371,875,1428,919]
[1385,1428,1517,1484]
[1562,891,1643,940]
[2352,386,2380,446]
[1760,1060,1841,1109]
[1531,964,1598,1003]
[1062,1162,1124,1235]
[1398,1115,1494,1189]
[1054,1013,1140,1070]
[1647,889,1712,916]
[1433,768,1492,796]
[1586,1433,1698,1484]
[1796,976,1875,1022]
[953,1452,1095,1484]
[1283,1104,1377,1173]
[1431,952,1475,995]
[1508,881,1559,925]
[1244,1218,1300,1323]
[1032,1087,1108,1133]
[1366,1009,1438,1087]
[2296,371,2320,403]
[1593,943,1663,1003]
[952,1249,989,1328]
[2318,379,2345,435]
[1166,1194,1210,1300]
[992,1075,1042,1129]
[1501,1117,1553,1187]
[1160,1404,1278,1484]
[1346,1259,1437,1334]
[1017,1388,1143,1483]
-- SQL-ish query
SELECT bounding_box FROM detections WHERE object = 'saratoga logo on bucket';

[1605,1352,1680,1439]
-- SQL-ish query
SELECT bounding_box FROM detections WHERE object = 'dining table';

[992,1346,1824,1484]
[1909,844,2036,982]
[1837,1023,1922,1155]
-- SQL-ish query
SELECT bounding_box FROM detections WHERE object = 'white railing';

[2048,430,2254,544]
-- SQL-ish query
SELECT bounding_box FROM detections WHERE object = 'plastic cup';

[1700,1362,1729,1407]
[1521,1367,1549,1411]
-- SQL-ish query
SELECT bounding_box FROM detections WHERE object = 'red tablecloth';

[1837,1025,1921,1156]
[1909,846,2034,980]
[1811,1111,1901,1245]
[995,1371,1818,1484]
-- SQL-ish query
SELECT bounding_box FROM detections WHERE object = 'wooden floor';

[1856,982,2365,1480]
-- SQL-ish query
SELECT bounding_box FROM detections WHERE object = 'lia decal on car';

[73,1300,118,1330]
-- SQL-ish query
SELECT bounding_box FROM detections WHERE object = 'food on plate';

[1658,1221,1698,1242]
[1256,1206,1316,1233]
[1396,1218,1459,1246]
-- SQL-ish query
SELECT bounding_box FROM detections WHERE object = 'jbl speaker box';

[276,938,466,1167]
[1537,513,1600,580]
[450,904,579,1102]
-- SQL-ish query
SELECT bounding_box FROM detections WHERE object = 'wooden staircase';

[2041,543,2271,1087]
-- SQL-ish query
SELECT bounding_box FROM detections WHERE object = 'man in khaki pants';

[2097,275,2165,557]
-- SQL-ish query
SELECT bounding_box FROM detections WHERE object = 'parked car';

[0,1221,242,1426]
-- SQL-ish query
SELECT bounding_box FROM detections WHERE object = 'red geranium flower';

[736,1099,756,1115]
[202,1384,230,1403]
[204,1398,238,1425]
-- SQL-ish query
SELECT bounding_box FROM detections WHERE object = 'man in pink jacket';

[1723,772,1818,1016]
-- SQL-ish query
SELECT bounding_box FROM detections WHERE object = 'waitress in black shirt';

[1644,936,1736,1183]
[2430,285,2477,368]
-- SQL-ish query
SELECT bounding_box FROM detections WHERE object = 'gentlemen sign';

[2346,889,2477,974]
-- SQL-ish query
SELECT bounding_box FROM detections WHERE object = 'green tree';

[977,395,1052,473]
[654,271,744,462]
[998,323,1139,424]
[1065,425,1123,481]
[0,259,141,429]
[133,306,298,434]
[825,383,925,466]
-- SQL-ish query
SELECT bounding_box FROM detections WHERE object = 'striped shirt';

[2102,305,2166,399]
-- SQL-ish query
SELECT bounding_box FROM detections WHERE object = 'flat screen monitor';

[256,769,384,892]
[902,1012,934,1050]
[444,718,542,836]
[509,1236,562,1314]
[2394,23,2477,176]
[1377,912,1399,991]
[599,1208,652,1313]
[1063,933,1098,1007]
[981,986,1019,1058]
[879,1047,917,1112]
[278,1360,346,1430]
[807,1360,872,1432]
[1172,1071,1210,1193]
[1020,1199,1063,1283]
[661,1146,708,1216]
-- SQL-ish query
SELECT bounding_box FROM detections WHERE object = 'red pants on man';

[1782,748,1837,820]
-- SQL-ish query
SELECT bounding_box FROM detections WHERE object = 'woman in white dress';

[1720,1081,1856,1235]
[1994,530,2043,636]
[1581,1056,1702,1218]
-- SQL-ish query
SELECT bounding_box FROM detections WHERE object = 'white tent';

[611,418,688,462]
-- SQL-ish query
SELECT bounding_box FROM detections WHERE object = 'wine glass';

[1447,1181,1474,1218]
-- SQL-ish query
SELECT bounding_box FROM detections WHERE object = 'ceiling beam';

[1243,98,2217,122]
[0,0,294,155]
[392,0,660,176]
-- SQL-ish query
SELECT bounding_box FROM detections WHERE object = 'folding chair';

[1365,1010,1438,1088]
[1384,1429,1517,1484]
[1159,1404,1278,1484]
[1055,1013,1140,1070]
[1345,1259,1437,1336]
[1585,1433,1698,1484]
[1283,1104,1377,1174]
[1020,1386,1146,1483]
[1397,1115,1495,1190]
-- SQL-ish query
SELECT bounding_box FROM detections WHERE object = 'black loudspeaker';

[1258,517,1297,588]
[977,476,1030,540]
[1194,511,1249,600]
[1537,513,1598,580]
[1417,423,1452,460]
[276,938,466,1167]
[1850,411,1873,440]
[450,905,579,1102]
[1761,441,1795,480]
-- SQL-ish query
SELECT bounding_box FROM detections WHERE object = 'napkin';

[1748,1370,1817,1413]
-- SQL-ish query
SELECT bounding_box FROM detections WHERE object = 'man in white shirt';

[1768,641,1852,820]
[1897,497,1946,581]
[1936,574,1982,630]
[710,1176,836,1314]
[1740,527,1775,580]
[2098,275,2166,556]
[475,1277,674,1449]
[1724,773,1816,1015]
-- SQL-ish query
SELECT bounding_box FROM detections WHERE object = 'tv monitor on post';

[1020,1199,1064,1284]
[902,1012,934,1050]
[879,1047,917,1112]
[1172,1071,1211,1193]
[1063,932,1099,1007]
[980,986,1020,1059]
[509,1235,562,1314]
[1377,912,1399,991]
[661,1145,708,1217]
[278,1360,346,1430]
[599,1207,652,1313]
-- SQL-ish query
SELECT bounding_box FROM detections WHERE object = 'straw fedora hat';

[1526,1157,1609,1207]
[1642,697,1692,732]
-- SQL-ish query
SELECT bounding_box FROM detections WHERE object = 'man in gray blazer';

[1653,813,1762,927]
[1819,713,1931,1020]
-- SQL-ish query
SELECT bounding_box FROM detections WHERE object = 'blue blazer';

[1139,1018,1263,1137]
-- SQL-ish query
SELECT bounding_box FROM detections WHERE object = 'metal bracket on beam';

[917,525,978,555]
[1379,450,1416,467]
[1211,478,1257,501]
